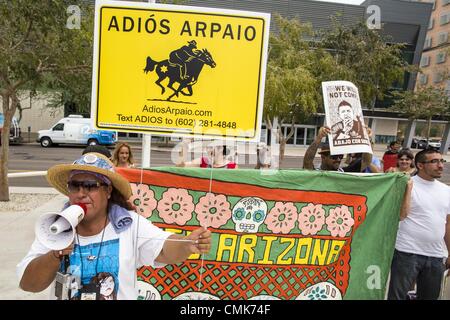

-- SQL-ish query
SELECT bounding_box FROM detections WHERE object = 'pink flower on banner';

[157,188,194,225]
[265,202,298,234]
[195,193,231,228]
[129,183,157,218]
[298,203,326,235]
[326,205,355,237]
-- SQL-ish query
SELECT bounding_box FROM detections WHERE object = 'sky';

[314,0,365,5]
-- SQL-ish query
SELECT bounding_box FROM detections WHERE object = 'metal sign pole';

[141,0,156,168]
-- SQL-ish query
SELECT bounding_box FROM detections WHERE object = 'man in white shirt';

[388,149,450,300]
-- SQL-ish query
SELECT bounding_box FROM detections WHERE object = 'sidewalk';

[0,190,65,300]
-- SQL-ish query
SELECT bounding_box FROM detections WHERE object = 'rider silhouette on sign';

[168,40,200,80]
[144,41,216,101]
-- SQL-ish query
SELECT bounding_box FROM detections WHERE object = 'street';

[7,143,450,188]
[6,143,305,187]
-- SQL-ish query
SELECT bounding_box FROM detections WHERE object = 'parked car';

[411,137,441,150]
[0,113,22,145]
[427,139,441,150]
[37,115,117,148]
[410,138,426,149]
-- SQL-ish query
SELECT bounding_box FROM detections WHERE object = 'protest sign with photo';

[322,81,372,155]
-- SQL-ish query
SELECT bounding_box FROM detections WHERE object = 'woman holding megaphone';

[17,152,211,300]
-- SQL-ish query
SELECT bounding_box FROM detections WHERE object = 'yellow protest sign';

[91,0,270,141]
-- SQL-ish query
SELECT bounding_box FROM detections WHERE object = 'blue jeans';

[388,249,446,300]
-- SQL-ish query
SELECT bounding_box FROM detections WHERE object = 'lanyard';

[75,215,108,281]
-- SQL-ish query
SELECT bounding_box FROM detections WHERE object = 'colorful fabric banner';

[117,167,408,300]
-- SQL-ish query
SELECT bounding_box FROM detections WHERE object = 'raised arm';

[156,227,211,264]
[303,126,330,170]
[175,140,202,167]
[176,158,203,167]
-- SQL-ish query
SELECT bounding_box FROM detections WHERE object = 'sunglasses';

[421,159,446,164]
[67,180,108,193]
[398,157,412,161]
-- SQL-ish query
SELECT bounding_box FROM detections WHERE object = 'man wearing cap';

[17,152,211,300]
[169,40,200,80]
[303,126,372,172]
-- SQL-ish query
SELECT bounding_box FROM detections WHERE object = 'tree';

[391,86,450,142]
[0,1,93,201]
[319,18,409,109]
[264,14,342,161]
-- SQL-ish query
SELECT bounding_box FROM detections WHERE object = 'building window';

[424,37,432,49]
[440,12,450,25]
[419,73,428,85]
[375,135,396,144]
[437,52,447,64]
[438,32,449,45]
[429,18,434,30]
[420,55,431,67]
[434,72,444,83]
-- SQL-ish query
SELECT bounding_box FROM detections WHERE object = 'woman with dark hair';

[386,149,416,175]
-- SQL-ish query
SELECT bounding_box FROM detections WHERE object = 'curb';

[9,187,59,194]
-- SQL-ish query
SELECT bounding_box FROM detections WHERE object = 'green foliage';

[264,14,409,127]
[391,86,450,120]
[318,18,409,108]
[0,0,95,200]
[0,0,94,112]
[391,86,450,140]
[265,14,326,124]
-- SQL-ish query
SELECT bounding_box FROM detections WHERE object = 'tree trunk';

[0,128,10,201]
[0,92,19,201]
[0,96,11,201]
[279,136,286,163]
[426,116,432,142]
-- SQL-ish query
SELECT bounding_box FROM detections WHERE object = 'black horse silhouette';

[144,49,216,101]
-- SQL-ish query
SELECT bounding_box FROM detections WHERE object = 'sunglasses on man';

[67,180,108,193]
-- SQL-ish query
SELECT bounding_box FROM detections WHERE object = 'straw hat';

[46,152,132,199]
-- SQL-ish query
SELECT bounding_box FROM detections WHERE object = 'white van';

[0,113,22,145]
[37,115,117,147]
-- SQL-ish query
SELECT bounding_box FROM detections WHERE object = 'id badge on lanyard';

[79,283,101,300]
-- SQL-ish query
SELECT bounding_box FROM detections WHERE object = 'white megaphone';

[35,203,87,251]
